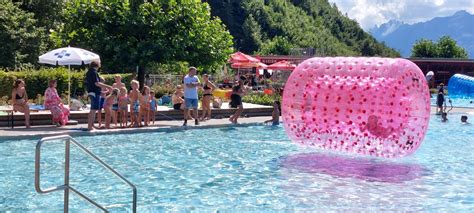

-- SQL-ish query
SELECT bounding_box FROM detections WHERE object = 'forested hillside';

[1,0,399,72]
[206,0,400,57]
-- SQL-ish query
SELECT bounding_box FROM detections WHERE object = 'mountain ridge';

[370,10,474,58]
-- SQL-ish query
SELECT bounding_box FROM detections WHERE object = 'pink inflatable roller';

[282,57,430,158]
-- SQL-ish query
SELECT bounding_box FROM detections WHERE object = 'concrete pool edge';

[0,116,275,141]
[1,106,473,141]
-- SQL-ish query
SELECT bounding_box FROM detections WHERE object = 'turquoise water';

[1,115,473,211]
[431,96,474,108]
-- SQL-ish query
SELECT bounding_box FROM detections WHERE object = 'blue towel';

[161,95,171,105]
[30,105,45,111]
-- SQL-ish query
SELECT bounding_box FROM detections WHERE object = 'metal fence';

[146,74,183,87]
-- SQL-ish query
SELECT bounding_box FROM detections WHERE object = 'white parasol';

[38,47,100,105]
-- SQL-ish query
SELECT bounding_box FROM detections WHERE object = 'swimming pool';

[431,96,474,108]
[1,115,473,211]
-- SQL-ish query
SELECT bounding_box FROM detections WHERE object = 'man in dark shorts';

[229,80,246,124]
[85,61,111,130]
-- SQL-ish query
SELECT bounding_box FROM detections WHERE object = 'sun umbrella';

[39,47,100,66]
[267,60,296,71]
[231,61,268,69]
[38,47,100,105]
[229,51,260,63]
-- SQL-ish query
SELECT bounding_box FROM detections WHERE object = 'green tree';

[258,36,294,55]
[411,36,468,58]
[14,0,65,32]
[13,0,65,50]
[55,1,233,73]
[436,36,468,58]
[411,39,437,58]
[242,14,264,52]
[206,0,399,57]
[0,2,47,69]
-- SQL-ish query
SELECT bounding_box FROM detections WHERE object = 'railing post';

[64,138,70,213]
[36,135,137,212]
[133,187,137,213]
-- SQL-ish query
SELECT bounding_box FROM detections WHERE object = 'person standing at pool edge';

[85,61,112,131]
[183,67,201,126]
[436,83,445,114]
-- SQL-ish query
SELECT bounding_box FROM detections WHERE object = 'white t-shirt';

[184,74,200,99]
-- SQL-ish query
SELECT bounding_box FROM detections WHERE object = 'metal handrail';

[35,135,137,212]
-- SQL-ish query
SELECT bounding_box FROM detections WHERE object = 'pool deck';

[0,106,472,140]
[0,115,274,140]
[0,102,272,127]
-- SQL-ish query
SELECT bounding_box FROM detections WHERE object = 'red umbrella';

[267,60,296,71]
[229,51,260,63]
[231,61,267,69]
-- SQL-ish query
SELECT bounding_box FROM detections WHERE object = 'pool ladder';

[34,135,137,212]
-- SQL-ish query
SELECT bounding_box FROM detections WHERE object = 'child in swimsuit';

[172,85,185,110]
[264,100,280,125]
[461,115,469,124]
[104,88,119,129]
[118,87,129,128]
[441,112,448,122]
[97,77,109,128]
[360,115,397,138]
[112,75,126,127]
[149,91,158,124]
[129,80,141,127]
[139,86,151,126]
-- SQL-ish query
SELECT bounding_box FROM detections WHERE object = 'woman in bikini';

[200,74,216,121]
[11,79,30,128]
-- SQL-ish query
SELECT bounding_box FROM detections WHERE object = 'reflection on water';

[280,153,428,183]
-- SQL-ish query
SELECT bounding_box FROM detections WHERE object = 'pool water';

[431,96,474,108]
[1,115,474,211]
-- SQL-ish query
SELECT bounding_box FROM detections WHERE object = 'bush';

[102,73,134,91]
[0,68,132,102]
[151,84,175,98]
[243,92,281,106]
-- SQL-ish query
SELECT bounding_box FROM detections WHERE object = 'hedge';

[243,92,281,106]
[0,68,132,100]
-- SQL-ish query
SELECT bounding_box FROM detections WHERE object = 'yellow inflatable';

[213,89,232,100]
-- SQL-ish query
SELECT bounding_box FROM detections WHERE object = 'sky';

[327,0,474,30]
